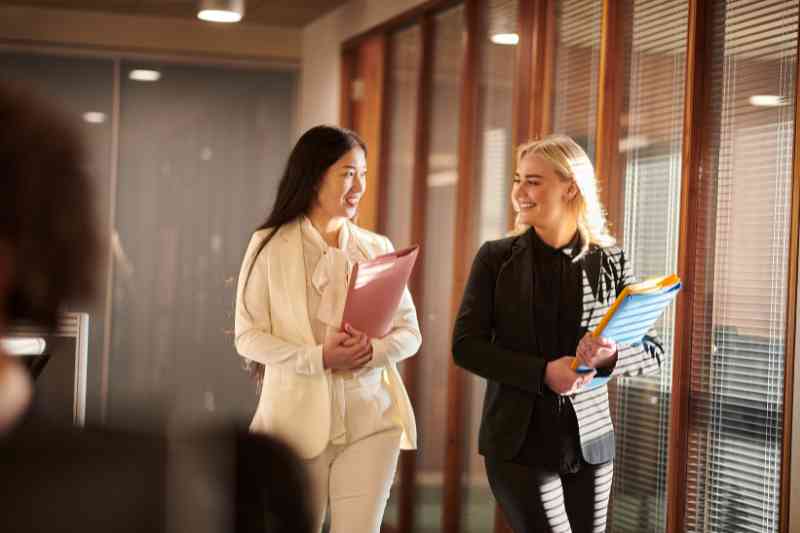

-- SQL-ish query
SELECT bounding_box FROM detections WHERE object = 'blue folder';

[575,281,682,390]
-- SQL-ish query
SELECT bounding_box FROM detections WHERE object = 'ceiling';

[0,0,350,27]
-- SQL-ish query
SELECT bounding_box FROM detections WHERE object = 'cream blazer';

[234,218,421,459]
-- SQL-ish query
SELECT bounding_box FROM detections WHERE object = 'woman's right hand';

[322,330,373,371]
[544,356,596,395]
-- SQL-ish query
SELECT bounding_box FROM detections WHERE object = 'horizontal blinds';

[610,1,688,532]
[551,0,602,159]
[686,1,798,532]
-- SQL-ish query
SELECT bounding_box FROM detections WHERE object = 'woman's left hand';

[576,332,617,369]
[341,323,373,368]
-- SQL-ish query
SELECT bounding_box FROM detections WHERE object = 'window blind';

[551,0,603,160]
[609,2,688,532]
[685,1,798,532]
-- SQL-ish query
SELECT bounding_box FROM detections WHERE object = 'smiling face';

[312,147,367,221]
[512,153,578,232]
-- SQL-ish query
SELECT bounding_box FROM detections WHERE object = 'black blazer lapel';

[495,230,535,352]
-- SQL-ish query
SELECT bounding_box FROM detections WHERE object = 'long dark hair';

[240,125,366,384]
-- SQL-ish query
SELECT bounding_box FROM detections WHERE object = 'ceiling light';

[129,69,161,82]
[749,95,786,107]
[491,33,519,45]
[618,135,651,152]
[197,0,244,23]
[488,3,517,46]
[82,111,107,124]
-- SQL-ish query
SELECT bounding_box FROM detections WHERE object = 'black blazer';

[452,228,665,464]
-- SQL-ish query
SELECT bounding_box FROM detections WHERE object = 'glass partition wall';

[344,1,800,532]
[0,49,297,430]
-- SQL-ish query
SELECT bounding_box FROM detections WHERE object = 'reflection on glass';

[0,51,114,426]
[0,52,296,432]
[384,25,422,251]
[551,0,602,160]
[608,2,688,532]
[464,0,518,531]
[415,5,464,531]
[382,23,422,528]
[109,61,296,430]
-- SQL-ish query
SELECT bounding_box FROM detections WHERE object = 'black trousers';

[485,456,613,533]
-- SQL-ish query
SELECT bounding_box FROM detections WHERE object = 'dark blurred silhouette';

[0,81,100,330]
[0,424,313,533]
[0,80,99,433]
[0,80,312,533]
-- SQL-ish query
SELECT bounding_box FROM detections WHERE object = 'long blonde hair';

[511,134,615,258]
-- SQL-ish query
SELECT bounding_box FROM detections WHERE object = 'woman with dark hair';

[234,125,421,533]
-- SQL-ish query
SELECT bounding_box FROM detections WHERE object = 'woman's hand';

[575,332,618,370]
[544,356,596,395]
[322,323,373,371]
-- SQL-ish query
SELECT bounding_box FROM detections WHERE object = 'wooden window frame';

[341,0,800,531]
[666,1,709,531]
[785,10,800,532]
[341,2,474,532]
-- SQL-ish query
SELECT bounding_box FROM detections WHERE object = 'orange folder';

[341,244,420,338]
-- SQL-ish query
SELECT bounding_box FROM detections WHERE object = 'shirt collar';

[530,227,582,259]
[300,216,351,252]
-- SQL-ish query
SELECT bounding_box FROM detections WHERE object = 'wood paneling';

[594,0,628,232]
[667,1,710,531]
[528,0,555,141]
[351,35,387,232]
[513,0,535,149]
[340,49,356,129]
[342,0,462,51]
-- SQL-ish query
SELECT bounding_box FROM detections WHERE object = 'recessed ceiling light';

[749,95,786,107]
[491,33,519,45]
[197,0,244,23]
[618,135,651,152]
[198,9,242,22]
[129,69,161,82]
[82,111,107,124]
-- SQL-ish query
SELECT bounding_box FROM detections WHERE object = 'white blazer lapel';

[274,220,317,346]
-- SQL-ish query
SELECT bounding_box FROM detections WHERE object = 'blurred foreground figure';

[0,81,99,432]
[0,425,313,533]
[0,81,312,533]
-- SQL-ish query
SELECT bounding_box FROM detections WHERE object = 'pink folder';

[341,244,420,338]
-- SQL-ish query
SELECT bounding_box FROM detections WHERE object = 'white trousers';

[305,428,402,533]
[304,368,404,533]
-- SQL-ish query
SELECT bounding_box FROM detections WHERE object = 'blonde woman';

[452,134,664,532]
